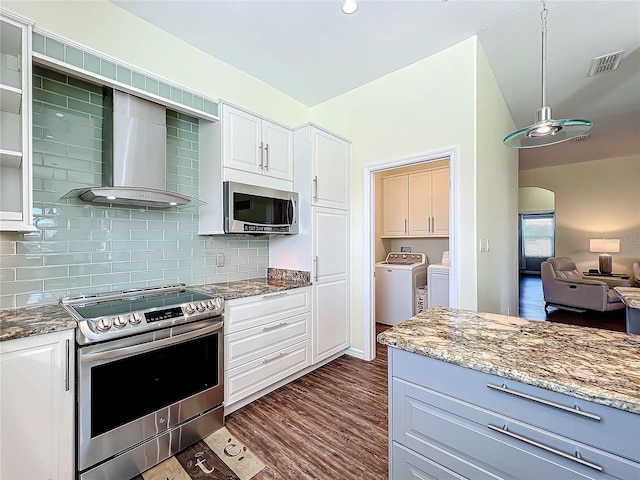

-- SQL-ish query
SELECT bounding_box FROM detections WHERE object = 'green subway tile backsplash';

[0,66,266,308]
[34,32,219,118]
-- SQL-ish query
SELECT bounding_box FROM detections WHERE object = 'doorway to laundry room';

[370,153,453,338]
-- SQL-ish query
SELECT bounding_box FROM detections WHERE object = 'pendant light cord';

[541,0,548,108]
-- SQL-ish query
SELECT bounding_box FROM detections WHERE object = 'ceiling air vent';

[588,50,625,77]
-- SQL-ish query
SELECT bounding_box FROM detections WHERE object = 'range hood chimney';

[62,90,200,209]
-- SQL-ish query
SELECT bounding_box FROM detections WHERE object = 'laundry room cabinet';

[382,167,449,238]
[0,10,35,232]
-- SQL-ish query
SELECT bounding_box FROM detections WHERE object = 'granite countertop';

[614,286,640,309]
[0,269,311,343]
[377,307,640,414]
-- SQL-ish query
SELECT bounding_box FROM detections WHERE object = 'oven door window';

[233,192,290,225]
[91,333,219,437]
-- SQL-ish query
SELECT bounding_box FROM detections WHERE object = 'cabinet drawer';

[226,312,310,369]
[392,442,498,480]
[225,340,311,405]
[225,288,310,333]
[391,348,640,462]
[393,377,640,480]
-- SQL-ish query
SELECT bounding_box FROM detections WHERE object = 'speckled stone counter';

[1,269,311,343]
[377,307,640,414]
[195,275,311,300]
[614,286,640,309]
[615,286,640,335]
[0,304,77,342]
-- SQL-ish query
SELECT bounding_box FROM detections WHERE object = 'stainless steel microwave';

[223,181,299,235]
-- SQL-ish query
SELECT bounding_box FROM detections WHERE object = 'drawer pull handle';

[263,352,287,364]
[486,383,601,421]
[263,292,288,300]
[488,424,603,472]
[263,322,288,332]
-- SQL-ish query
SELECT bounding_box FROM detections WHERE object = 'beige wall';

[5,1,309,127]
[519,154,640,277]
[310,38,478,351]
[519,187,555,213]
[475,42,519,316]
[311,36,519,350]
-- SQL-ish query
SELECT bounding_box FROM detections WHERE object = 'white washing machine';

[375,252,427,326]
[427,252,450,308]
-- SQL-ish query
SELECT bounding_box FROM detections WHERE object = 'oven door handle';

[81,321,223,362]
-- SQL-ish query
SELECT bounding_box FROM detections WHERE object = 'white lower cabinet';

[224,287,311,411]
[0,330,75,480]
[389,348,640,480]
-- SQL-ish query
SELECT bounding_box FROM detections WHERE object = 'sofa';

[541,257,628,312]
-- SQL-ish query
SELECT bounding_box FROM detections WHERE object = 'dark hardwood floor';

[225,324,390,480]
[519,273,625,332]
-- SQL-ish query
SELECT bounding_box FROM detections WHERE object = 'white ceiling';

[111,0,640,169]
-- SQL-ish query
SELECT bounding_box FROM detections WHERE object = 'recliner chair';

[541,257,628,312]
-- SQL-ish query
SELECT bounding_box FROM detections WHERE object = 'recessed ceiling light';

[342,0,358,14]
[55,112,64,117]
[106,195,117,201]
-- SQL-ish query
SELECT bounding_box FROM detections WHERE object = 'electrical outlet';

[480,238,487,252]
[216,253,225,267]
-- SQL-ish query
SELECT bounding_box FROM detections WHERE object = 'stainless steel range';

[61,284,225,480]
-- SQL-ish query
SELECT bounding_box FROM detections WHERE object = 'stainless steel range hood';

[62,90,200,209]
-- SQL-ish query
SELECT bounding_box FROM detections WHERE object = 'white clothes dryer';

[427,261,450,308]
[375,252,427,326]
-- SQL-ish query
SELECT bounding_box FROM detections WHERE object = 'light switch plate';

[216,253,225,267]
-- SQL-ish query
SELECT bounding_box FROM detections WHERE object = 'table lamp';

[589,238,620,275]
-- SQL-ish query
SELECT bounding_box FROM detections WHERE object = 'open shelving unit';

[0,10,35,231]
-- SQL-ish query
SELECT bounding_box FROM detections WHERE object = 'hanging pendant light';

[503,0,592,148]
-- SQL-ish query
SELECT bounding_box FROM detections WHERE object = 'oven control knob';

[196,302,206,312]
[113,315,127,328]
[185,303,196,314]
[96,317,112,332]
[206,300,215,310]
[130,312,142,325]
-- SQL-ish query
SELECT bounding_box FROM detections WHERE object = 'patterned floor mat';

[132,427,265,480]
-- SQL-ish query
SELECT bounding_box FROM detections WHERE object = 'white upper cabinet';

[382,166,449,238]
[311,128,350,210]
[222,103,293,185]
[0,10,35,232]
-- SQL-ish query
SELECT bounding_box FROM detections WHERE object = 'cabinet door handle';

[313,176,318,201]
[404,218,408,234]
[263,322,288,332]
[431,216,434,233]
[314,256,319,282]
[262,351,287,364]
[259,141,264,169]
[264,143,269,170]
[486,383,601,420]
[65,339,70,392]
[488,424,602,472]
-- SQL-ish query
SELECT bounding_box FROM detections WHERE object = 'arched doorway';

[518,187,556,274]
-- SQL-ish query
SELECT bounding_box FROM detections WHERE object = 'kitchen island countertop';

[0,269,311,343]
[377,307,640,414]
